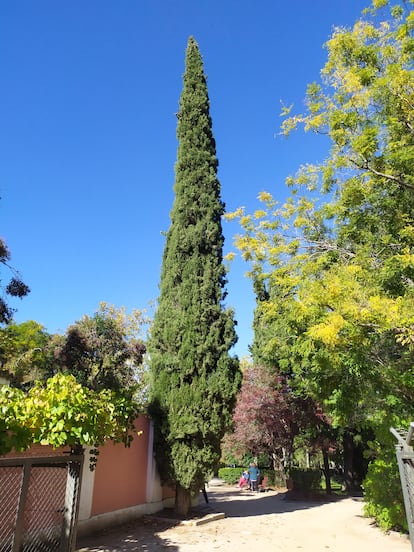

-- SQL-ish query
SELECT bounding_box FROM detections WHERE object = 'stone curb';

[148,510,225,527]
[180,512,225,526]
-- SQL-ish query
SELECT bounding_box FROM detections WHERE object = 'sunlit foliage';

[228,0,414,529]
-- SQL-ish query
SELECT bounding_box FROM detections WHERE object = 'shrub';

[218,467,243,484]
[0,373,139,461]
[261,469,287,487]
[261,469,275,486]
[290,468,321,492]
[218,467,286,487]
[363,455,407,532]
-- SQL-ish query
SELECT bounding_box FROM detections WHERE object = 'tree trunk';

[175,484,191,518]
[343,429,357,493]
[272,452,283,472]
[322,449,332,494]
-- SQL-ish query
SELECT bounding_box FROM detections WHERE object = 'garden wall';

[77,415,175,535]
[0,416,176,538]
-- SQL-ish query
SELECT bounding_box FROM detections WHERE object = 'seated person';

[238,470,249,488]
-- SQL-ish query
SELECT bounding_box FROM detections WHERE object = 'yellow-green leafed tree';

[228,0,414,530]
[0,373,139,463]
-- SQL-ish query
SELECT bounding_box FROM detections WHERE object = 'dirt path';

[76,485,411,551]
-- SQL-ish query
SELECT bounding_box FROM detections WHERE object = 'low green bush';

[218,467,242,484]
[363,455,407,532]
[261,469,286,487]
[261,469,275,486]
[290,468,321,492]
[218,467,286,487]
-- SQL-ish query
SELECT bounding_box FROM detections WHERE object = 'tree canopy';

[0,304,147,465]
[52,303,147,397]
[148,36,240,517]
[222,364,329,471]
[0,373,139,461]
[0,320,50,386]
[227,0,414,530]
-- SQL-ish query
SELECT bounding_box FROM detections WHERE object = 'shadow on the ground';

[204,486,354,518]
[76,486,361,551]
[76,517,181,551]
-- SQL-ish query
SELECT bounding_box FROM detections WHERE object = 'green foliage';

[363,455,407,532]
[220,437,250,467]
[362,419,409,531]
[218,466,284,487]
[0,373,139,459]
[0,236,30,325]
[0,315,143,465]
[148,37,240,505]
[0,385,32,454]
[218,467,242,484]
[227,0,414,530]
[289,468,322,492]
[52,302,148,405]
[261,468,286,487]
[0,321,51,386]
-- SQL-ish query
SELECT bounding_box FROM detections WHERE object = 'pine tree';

[148,36,240,517]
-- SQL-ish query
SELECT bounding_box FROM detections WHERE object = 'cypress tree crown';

[148,36,240,495]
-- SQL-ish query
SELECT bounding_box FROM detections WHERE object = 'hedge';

[289,468,321,492]
[218,467,241,484]
[218,467,287,487]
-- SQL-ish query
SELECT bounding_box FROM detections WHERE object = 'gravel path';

[76,485,411,551]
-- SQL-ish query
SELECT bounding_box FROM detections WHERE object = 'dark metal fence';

[0,454,83,552]
[391,423,414,552]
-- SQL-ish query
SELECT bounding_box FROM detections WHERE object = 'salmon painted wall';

[90,416,150,516]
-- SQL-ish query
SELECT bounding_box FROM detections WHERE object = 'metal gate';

[391,423,414,552]
[0,453,83,552]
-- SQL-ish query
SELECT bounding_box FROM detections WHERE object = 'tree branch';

[351,157,414,191]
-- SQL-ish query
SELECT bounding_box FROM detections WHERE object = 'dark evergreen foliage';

[0,238,30,324]
[52,312,141,393]
[148,37,240,499]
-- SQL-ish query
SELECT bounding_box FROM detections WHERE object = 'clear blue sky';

[1,0,368,357]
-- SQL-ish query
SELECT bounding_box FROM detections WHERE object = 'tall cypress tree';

[148,36,240,516]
